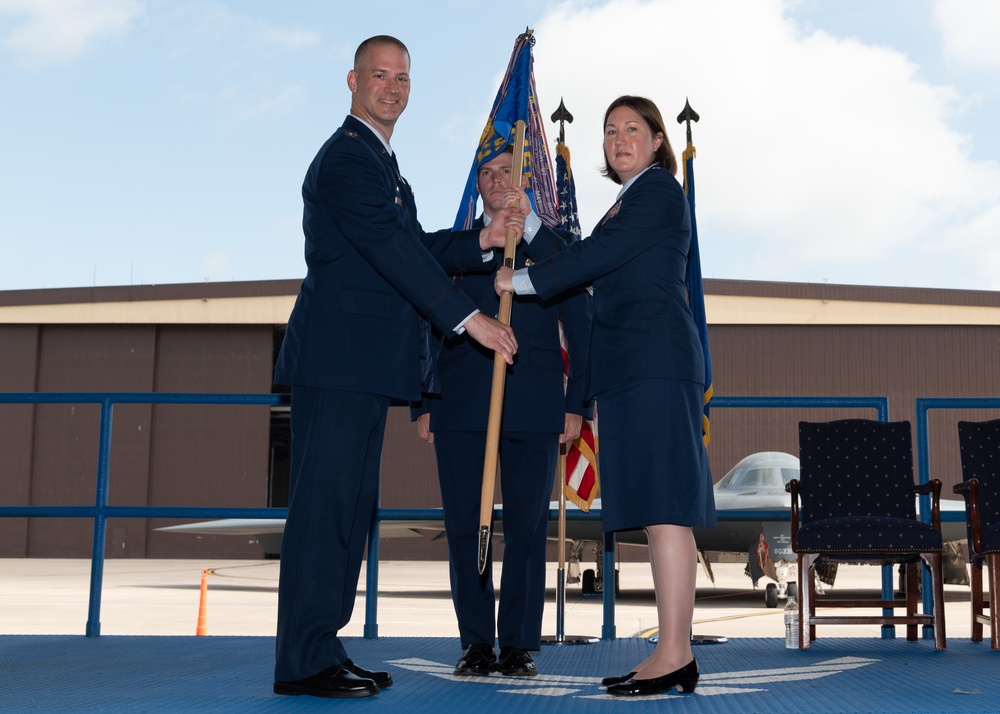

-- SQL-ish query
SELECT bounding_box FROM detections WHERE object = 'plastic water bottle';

[784,597,799,649]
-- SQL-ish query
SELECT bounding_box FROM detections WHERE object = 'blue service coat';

[275,115,490,399]
[526,166,705,396]
[272,116,496,682]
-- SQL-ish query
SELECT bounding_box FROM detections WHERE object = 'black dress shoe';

[342,659,393,688]
[497,647,537,677]
[606,658,699,697]
[601,671,635,687]
[273,665,378,698]
[454,643,495,676]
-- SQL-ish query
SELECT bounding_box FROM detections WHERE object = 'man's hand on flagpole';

[465,312,517,364]
[502,185,531,215]
[560,413,583,444]
[479,206,525,250]
[415,412,434,444]
[494,266,514,296]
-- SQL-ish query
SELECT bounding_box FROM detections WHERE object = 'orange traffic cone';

[196,568,208,636]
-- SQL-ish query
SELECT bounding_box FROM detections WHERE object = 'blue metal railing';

[0,392,290,636]
[1,392,889,639]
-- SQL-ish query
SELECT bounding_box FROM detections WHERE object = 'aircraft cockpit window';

[732,468,787,488]
[716,454,800,491]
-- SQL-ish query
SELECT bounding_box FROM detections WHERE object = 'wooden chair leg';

[971,559,984,643]
[905,562,918,642]
[988,554,999,651]
[927,553,946,651]
[808,559,818,643]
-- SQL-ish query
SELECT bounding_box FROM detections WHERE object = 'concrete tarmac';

[0,558,978,643]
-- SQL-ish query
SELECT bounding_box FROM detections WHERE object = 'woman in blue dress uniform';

[495,95,716,697]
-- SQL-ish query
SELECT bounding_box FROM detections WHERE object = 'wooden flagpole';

[478,119,527,574]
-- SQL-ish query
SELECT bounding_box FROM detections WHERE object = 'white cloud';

[933,0,1000,70]
[0,0,142,68]
[159,3,319,121]
[220,80,307,120]
[249,24,319,53]
[531,0,1000,288]
[165,3,319,61]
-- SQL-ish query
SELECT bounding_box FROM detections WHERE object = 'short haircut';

[354,35,410,71]
[601,95,678,183]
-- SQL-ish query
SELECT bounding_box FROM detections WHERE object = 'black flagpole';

[541,98,597,646]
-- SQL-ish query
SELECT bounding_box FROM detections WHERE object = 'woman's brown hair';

[602,95,678,183]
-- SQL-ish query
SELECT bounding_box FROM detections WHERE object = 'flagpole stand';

[542,449,598,645]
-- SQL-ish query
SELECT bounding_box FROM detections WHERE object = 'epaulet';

[343,129,360,139]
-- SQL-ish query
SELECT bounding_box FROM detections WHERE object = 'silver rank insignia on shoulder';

[344,130,359,138]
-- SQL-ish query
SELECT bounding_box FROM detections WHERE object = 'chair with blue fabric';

[787,419,946,650]
[954,418,1000,649]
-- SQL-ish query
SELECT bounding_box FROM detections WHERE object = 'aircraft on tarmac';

[158,451,968,606]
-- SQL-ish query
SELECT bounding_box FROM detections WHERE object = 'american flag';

[556,136,598,512]
[554,143,581,236]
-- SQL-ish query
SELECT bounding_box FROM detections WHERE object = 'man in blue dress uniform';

[272,35,521,699]
[414,148,593,678]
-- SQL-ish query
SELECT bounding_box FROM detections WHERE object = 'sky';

[2,0,999,293]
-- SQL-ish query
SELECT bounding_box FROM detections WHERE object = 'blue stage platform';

[2,635,998,713]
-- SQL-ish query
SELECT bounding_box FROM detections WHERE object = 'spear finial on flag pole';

[677,97,700,150]
[551,97,573,145]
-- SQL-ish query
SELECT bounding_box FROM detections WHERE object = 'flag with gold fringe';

[678,100,713,446]
[452,30,559,230]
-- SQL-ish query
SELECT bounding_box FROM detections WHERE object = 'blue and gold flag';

[682,145,713,446]
[452,31,559,230]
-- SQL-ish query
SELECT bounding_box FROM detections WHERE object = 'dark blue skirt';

[595,378,716,533]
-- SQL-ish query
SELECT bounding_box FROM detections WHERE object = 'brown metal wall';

[27,325,156,557]
[4,318,1000,560]
[144,325,273,559]
[706,324,1000,497]
[0,324,273,559]
[0,325,40,555]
